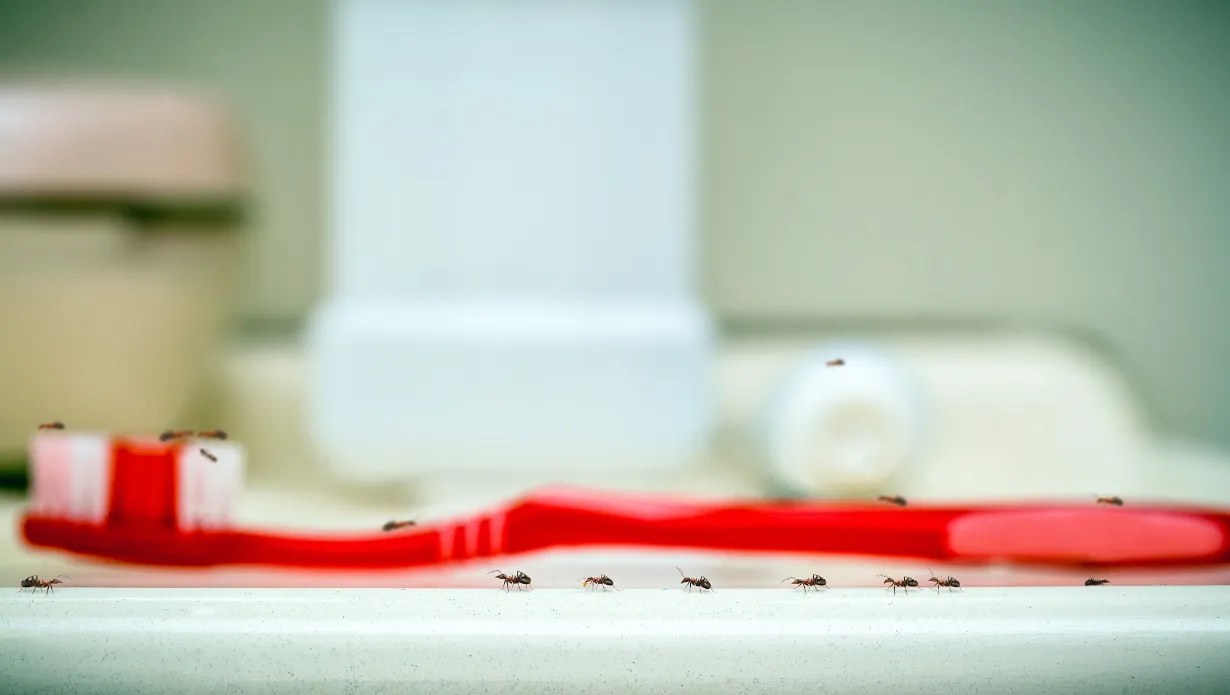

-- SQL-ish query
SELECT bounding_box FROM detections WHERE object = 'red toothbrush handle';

[494,490,1230,568]
[499,494,959,559]
[21,489,1230,569]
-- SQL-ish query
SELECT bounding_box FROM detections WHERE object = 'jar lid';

[0,82,246,203]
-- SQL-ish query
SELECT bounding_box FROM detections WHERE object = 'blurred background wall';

[1,0,1227,452]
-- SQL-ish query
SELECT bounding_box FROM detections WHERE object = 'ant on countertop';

[878,574,919,595]
[19,575,69,595]
[677,567,714,592]
[782,574,827,592]
[580,574,618,591]
[488,570,532,592]
[926,568,962,592]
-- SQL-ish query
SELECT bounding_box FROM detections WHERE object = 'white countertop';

[3,587,1228,694]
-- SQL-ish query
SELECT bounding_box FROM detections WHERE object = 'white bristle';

[175,444,204,532]
[69,433,112,523]
[27,433,74,518]
[176,440,245,531]
[28,432,244,529]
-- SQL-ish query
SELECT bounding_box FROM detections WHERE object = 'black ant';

[877,495,908,507]
[1085,576,1112,586]
[677,567,713,592]
[19,575,69,595]
[826,358,845,367]
[488,570,532,592]
[580,574,618,591]
[1095,495,1123,506]
[199,449,217,463]
[927,568,962,592]
[198,430,228,440]
[36,422,65,431]
[382,520,417,531]
[878,574,919,595]
[782,574,827,592]
[159,430,194,442]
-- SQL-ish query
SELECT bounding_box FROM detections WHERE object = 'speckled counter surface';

[2,587,1228,694]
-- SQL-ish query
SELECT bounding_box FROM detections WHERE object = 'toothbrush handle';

[22,492,1230,570]
[496,496,957,560]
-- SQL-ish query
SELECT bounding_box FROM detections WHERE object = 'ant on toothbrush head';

[36,422,65,431]
[782,574,827,592]
[1095,495,1123,506]
[488,570,532,592]
[677,567,713,592]
[159,430,194,442]
[580,574,618,591]
[197,430,228,440]
[877,495,908,507]
[878,574,918,595]
[926,568,962,592]
[199,449,218,463]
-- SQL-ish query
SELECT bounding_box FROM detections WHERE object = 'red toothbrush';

[21,433,1230,570]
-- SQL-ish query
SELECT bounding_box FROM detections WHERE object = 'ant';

[580,574,618,591]
[1084,576,1112,586]
[19,575,69,595]
[677,567,714,592]
[782,574,827,593]
[927,568,962,592]
[1095,495,1123,506]
[37,422,65,431]
[878,574,919,595]
[159,430,194,442]
[877,495,908,507]
[382,520,417,531]
[826,358,845,367]
[199,449,217,463]
[198,430,228,440]
[488,570,532,592]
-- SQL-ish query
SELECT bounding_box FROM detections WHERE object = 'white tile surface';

[3,587,1228,694]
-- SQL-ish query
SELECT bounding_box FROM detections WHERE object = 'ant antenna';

[781,577,797,583]
[676,566,686,578]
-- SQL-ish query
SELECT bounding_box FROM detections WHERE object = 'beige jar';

[0,82,247,472]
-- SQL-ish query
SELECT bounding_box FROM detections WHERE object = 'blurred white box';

[309,0,714,484]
